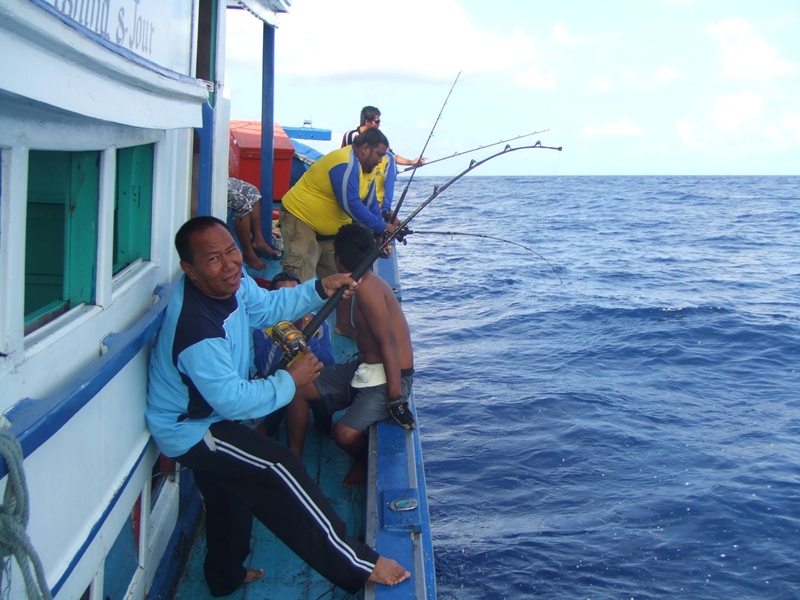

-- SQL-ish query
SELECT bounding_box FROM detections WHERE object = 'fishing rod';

[399,129,550,173]
[268,141,564,374]
[404,229,562,284]
[299,141,563,344]
[389,71,461,224]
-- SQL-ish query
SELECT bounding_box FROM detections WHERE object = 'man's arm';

[178,336,297,420]
[381,153,397,215]
[329,155,387,234]
[241,271,325,330]
[392,154,425,167]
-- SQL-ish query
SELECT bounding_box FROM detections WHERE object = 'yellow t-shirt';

[282,146,381,236]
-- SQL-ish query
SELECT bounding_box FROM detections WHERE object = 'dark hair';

[334,223,377,272]
[353,127,389,149]
[271,271,301,287]
[359,106,380,126]
[175,216,230,264]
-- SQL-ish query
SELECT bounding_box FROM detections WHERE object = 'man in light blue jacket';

[146,216,410,596]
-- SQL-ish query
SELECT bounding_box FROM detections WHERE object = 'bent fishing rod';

[399,129,550,173]
[403,229,562,284]
[389,71,461,224]
[300,141,563,343]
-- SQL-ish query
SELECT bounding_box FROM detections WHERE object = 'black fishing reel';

[383,224,410,245]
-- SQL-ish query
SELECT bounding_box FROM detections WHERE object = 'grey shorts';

[313,360,414,433]
[227,177,261,219]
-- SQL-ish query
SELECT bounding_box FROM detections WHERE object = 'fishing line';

[300,141,563,344]
[405,229,562,284]
[398,129,549,173]
[389,71,461,223]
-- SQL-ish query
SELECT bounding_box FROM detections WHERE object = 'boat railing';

[366,411,436,599]
[0,283,173,481]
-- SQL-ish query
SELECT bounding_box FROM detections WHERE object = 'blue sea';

[396,176,800,599]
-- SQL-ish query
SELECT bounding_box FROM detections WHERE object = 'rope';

[0,417,52,600]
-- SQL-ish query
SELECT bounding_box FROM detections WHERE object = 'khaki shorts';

[278,206,336,282]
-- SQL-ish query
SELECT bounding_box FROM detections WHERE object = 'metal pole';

[260,23,276,242]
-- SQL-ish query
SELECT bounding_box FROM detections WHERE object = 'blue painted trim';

[28,0,206,90]
[282,127,332,141]
[0,283,174,481]
[373,402,437,599]
[197,102,214,216]
[259,23,275,238]
[51,440,154,596]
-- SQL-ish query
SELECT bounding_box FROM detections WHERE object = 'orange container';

[229,121,295,200]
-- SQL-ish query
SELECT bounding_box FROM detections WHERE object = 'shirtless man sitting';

[288,223,415,487]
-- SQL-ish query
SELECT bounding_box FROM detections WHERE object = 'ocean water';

[395,176,800,599]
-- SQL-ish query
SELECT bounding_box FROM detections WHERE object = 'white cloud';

[584,119,645,138]
[623,66,678,90]
[764,124,783,142]
[258,0,545,84]
[587,74,613,93]
[711,92,763,132]
[551,21,584,47]
[676,121,710,149]
[514,67,557,89]
[782,113,800,139]
[653,66,678,86]
[707,17,796,81]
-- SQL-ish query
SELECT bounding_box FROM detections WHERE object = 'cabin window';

[114,144,154,273]
[25,150,99,333]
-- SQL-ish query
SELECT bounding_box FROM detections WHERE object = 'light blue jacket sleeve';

[176,275,325,422]
[240,273,324,329]
[177,338,297,421]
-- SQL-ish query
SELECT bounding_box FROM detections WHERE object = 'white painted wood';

[0,0,207,130]
[96,148,117,309]
[0,147,27,363]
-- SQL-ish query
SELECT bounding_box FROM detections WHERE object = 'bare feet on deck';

[368,556,411,586]
[244,567,264,584]
[343,456,368,488]
[252,241,279,259]
[242,250,268,272]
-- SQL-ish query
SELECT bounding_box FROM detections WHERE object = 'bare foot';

[334,323,357,339]
[244,567,264,584]
[343,456,367,488]
[252,242,278,258]
[368,556,411,586]
[242,251,268,271]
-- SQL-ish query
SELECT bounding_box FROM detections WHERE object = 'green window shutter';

[114,144,153,273]
[25,150,99,332]
[65,151,99,304]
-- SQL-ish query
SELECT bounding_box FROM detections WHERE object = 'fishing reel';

[382,224,410,247]
[270,321,308,361]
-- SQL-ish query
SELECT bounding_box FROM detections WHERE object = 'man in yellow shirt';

[280,128,397,281]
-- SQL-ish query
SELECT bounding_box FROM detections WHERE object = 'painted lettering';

[50,0,111,39]
[50,0,165,60]
[116,7,128,45]
[127,0,155,55]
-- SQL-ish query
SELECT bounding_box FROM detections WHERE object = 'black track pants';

[176,420,379,596]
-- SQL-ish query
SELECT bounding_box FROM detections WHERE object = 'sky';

[224,0,799,176]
